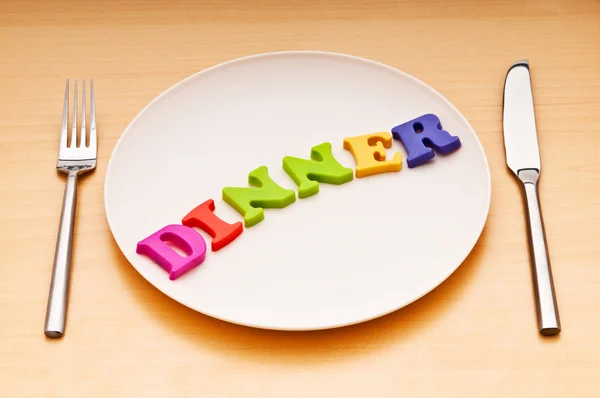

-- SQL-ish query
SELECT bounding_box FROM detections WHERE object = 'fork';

[44,79,97,338]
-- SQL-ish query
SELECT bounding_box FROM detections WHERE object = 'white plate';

[105,51,491,330]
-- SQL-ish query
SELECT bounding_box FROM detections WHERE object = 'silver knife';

[502,60,561,336]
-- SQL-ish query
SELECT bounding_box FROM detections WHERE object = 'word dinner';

[136,113,462,280]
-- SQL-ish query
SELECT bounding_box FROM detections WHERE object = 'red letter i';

[182,199,243,252]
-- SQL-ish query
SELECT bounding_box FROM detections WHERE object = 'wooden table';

[1,1,599,396]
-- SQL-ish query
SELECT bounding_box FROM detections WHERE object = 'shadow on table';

[110,225,489,364]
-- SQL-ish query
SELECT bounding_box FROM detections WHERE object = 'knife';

[502,60,561,336]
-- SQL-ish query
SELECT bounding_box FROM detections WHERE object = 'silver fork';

[44,79,97,338]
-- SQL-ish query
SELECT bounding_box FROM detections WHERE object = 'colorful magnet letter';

[282,142,354,198]
[391,113,461,168]
[136,224,207,280]
[182,199,243,252]
[222,166,296,228]
[342,132,402,178]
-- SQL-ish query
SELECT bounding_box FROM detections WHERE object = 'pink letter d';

[136,224,207,280]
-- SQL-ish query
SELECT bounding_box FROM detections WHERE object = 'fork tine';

[70,80,78,148]
[59,79,69,148]
[89,79,96,151]
[80,80,86,147]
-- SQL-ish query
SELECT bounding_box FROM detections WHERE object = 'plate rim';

[104,50,492,330]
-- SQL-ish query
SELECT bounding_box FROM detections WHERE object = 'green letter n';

[282,142,354,198]
[222,166,296,228]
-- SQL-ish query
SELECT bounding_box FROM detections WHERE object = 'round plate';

[105,51,490,330]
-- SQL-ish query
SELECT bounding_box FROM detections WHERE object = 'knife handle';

[517,169,561,336]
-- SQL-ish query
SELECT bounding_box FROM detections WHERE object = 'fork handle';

[45,170,78,338]
[518,169,561,336]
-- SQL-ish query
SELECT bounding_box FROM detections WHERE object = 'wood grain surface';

[1,1,599,397]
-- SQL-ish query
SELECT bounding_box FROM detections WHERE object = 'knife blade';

[503,60,541,174]
[502,60,561,336]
